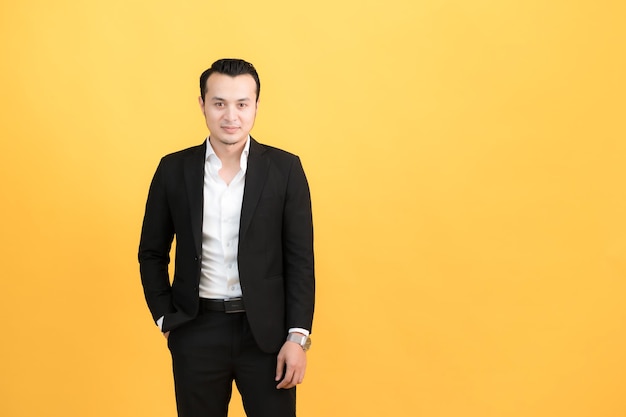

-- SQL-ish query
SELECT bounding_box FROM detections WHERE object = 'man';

[138,58,315,417]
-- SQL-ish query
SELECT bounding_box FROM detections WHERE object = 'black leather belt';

[200,297,245,313]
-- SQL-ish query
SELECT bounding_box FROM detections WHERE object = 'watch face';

[288,333,311,351]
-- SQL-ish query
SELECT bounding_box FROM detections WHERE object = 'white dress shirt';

[199,137,249,299]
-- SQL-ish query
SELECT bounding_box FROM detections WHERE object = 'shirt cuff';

[156,316,164,331]
[288,327,310,337]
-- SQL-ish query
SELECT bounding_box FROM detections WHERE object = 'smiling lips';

[222,126,240,133]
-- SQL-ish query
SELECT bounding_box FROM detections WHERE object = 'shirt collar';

[205,135,251,173]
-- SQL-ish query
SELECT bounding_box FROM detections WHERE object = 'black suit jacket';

[138,138,315,353]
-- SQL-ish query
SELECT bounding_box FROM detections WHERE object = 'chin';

[219,137,243,146]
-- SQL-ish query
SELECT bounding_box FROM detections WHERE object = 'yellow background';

[1,0,625,416]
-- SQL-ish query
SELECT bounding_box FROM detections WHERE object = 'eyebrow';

[210,96,251,102]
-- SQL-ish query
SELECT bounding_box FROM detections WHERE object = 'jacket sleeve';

[282,156,315,333]
[138,159,176,323]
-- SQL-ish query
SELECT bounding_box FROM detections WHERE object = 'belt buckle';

[224,297,245,313]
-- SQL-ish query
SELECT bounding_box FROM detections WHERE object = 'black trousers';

[167,310,296,417]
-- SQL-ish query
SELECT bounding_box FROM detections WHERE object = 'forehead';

[205,73,257,100]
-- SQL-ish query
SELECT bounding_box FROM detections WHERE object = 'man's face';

[199,73,258,147]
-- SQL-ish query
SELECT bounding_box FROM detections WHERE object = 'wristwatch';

[287,333,312,351]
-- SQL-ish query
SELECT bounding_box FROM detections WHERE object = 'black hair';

[199,58,260,102]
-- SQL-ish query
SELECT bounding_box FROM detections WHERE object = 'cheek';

[245,110,257,123]
[205,111,221,123]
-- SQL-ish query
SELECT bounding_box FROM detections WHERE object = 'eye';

[238,103,247,108]
[214,102,224,108]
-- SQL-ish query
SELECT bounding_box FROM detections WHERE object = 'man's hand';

[163,331,170,339]
[275,339,307,389]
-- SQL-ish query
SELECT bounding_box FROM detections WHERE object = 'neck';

[209,137,246,163]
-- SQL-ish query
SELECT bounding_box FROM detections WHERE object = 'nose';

[225,105,238,122]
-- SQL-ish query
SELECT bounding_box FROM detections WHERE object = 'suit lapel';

[184,141,206,256]
[240,138,269,241]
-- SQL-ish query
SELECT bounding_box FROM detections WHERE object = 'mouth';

[222,126,240,132]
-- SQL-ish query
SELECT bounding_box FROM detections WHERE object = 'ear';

[198,96,205,111]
